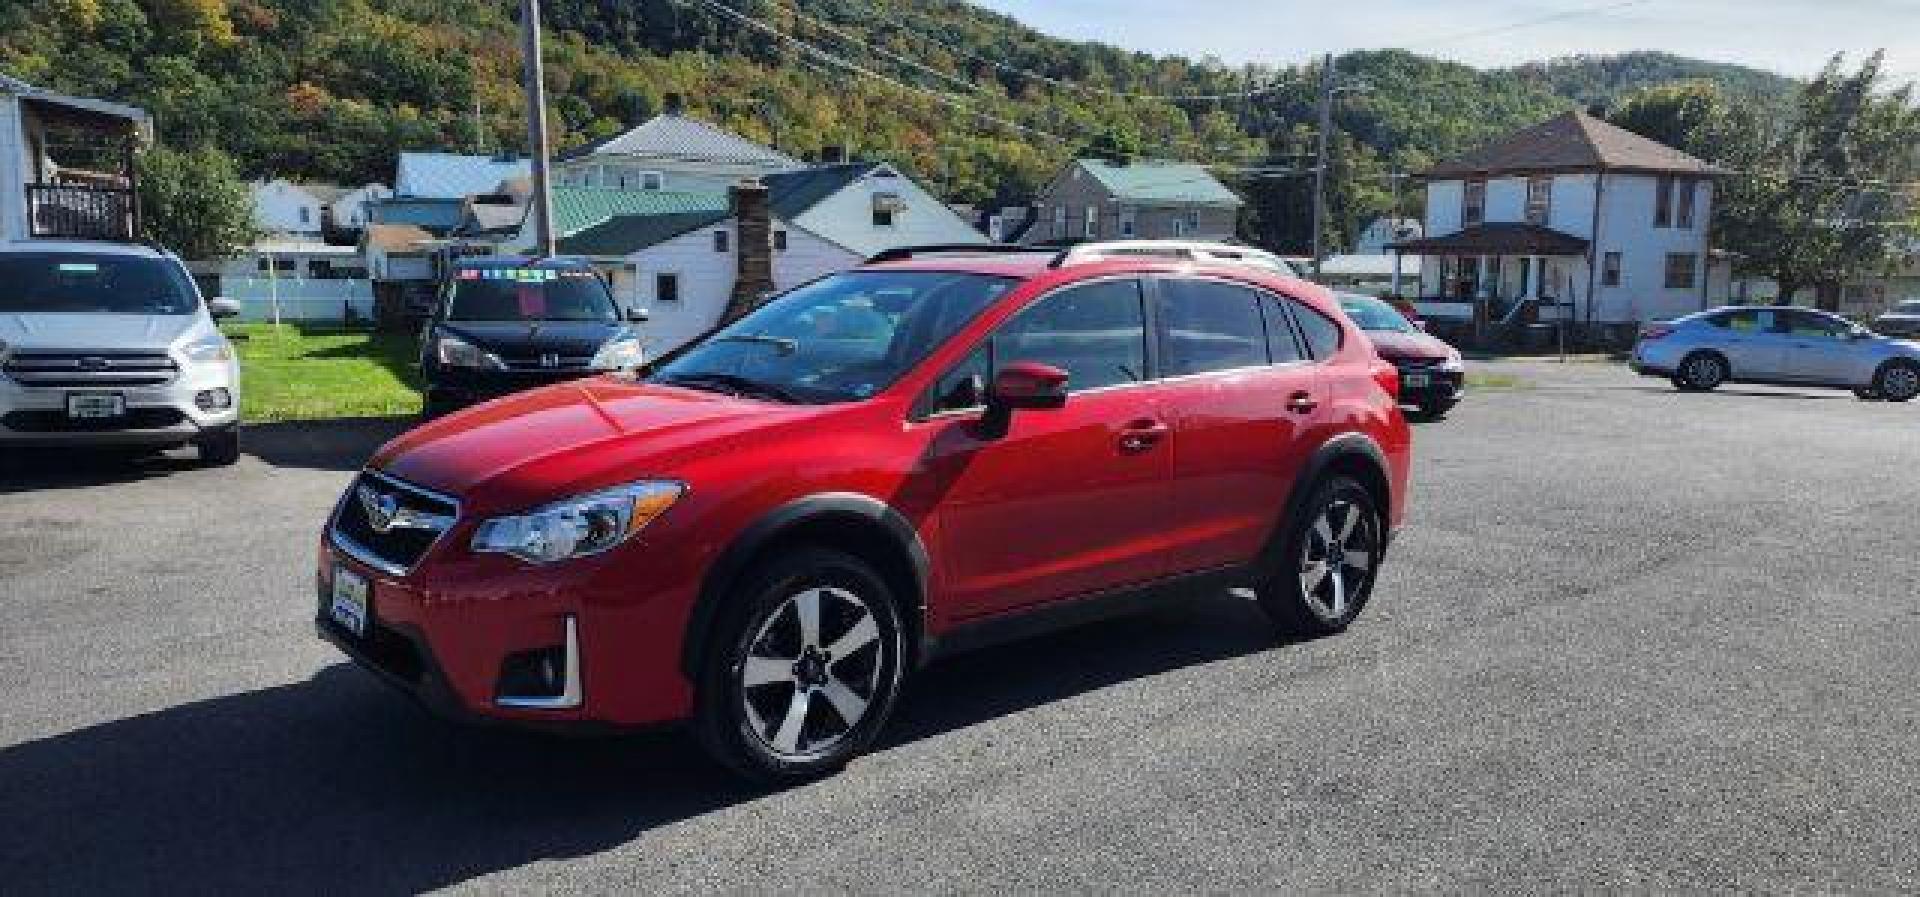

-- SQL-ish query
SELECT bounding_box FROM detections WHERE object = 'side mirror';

[979,361,1068,438]
[207,297,242,320]
[626,306,650,323]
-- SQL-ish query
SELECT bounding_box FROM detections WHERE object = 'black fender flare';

[679,493,932,678]
[1260,433,1394,571]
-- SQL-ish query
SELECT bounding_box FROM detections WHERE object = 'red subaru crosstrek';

[317,247,1412,782]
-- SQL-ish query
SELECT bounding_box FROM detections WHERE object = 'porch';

[3,76,150,242]
[1391,223,1589,324]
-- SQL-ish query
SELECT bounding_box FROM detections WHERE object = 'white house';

[252,179,332,238]
[1,74,150,243]
[539,162,987,356]
[329,183,391,232]
[553,104,803,194]
[1395,111,1723,328]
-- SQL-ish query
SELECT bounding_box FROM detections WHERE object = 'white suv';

[0,242,243,463]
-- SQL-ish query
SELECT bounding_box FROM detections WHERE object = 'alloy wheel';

[739,586,884,760]
[1881,365,1920,401]
[1298,499,1377,622]
[1683,355,1724,389]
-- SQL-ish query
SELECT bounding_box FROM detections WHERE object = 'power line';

[1399,0,1651,50]
[778,0,1303,102]
[678,0,1079,146]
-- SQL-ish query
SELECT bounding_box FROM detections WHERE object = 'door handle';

[1287,391,1319,415]
[1117,419,1169,454]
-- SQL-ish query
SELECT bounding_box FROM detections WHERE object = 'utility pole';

[1311,53,1335,280]
[519,0,556,257]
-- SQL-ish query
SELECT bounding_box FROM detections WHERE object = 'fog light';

[493,616,582,710]
[195,388,233,411]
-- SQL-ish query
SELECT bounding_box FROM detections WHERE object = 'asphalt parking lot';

[3,360,1918,893]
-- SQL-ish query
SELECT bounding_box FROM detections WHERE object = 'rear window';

[0,253,198,315]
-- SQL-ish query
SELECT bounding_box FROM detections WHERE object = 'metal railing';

[26,183,138,241]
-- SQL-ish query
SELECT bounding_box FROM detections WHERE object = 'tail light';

[1641,323,1676,341]
[1371,357,1401,401]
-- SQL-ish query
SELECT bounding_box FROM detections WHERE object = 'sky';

[967,0,1920,81]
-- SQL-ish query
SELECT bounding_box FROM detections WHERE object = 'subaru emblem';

[357,484,401,534]
[540,353,561,369]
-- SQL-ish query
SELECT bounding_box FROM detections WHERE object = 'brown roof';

[1391,223,1589,256]
[1425,111,1723,178]
[363,223,432,252]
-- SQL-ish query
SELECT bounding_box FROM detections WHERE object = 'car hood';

[372,378,827,508]
[0,312,197,350]
[1364,329,1456,362]
[438,320,629,358]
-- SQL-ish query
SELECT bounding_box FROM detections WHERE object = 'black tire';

[1256,476,1385,638]
[693,546,907,785]
[1672,352,1727,391]
[1871,360,1920,403]
[195,426,241,466]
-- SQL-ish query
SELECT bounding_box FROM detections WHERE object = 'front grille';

[2,407,186,432]
[1393,357,1444,371]
[330,470,460,576]
[3,350,178,387]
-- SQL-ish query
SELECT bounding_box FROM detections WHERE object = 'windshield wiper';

[660,372,804,404]
[714,334,799,355]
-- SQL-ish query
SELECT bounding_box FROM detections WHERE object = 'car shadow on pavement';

[243,416,418,472]
[0,445,204,494]
[0,593,1281,893]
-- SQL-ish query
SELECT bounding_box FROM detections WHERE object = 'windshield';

[445,268,618,322]
[652,270,1015,403]
[1338,295,1417,333]
[0,253,199,315]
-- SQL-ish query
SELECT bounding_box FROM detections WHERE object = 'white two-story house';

[1395,111,1723,328]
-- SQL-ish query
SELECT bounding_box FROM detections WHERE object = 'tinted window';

[1156,279,1269,375]
[0,253,198,315]
[655,271,1012,404]
[446,269,618,322]
[995,279,1147,392]
[1780,310,1849,338]
[1289,300,1343,360]
[1262,296,1306,363]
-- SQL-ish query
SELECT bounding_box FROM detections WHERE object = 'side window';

[1155,279,1269,376]
[1288,299,1343,360]
[1782,310,1847,339]
[1262,296,1306,363]
[925,344,990,414]
[996,279,1147,392]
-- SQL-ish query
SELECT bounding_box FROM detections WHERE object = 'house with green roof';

[1020,159,1243,245]
[513,161,985,356]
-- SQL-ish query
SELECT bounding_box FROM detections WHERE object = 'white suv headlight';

[180,335,234,364]
[1437,356,1466,373]
[470,480,685,564]
[436,333,505,370]
[591,337,644,371]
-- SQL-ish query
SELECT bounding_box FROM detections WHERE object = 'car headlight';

[590,337,644,371]
[470,480,685,564]
[435,333,505,370]
[180,335,234,364]
[1437,356,1465,373]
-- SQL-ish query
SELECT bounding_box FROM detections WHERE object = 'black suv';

[420,257,646,414]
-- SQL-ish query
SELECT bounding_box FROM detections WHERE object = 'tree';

[137,143,258,260]
[1610,55,1920,310]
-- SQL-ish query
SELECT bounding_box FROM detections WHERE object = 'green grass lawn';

[1466,370,1527,389]
[225,323,423,422]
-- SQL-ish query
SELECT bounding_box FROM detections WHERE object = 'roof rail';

[1048,240,1298,274]
[865,244,1061,264]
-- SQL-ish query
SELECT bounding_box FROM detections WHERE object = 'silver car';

[0,242,244,462]
[1630,306,1920,402]
[1874,299,1920,339]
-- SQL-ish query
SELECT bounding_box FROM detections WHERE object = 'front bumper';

[425,366,601,406]
[315,533,701,730]
[1394,365,1465,406]
[0,364,238,446]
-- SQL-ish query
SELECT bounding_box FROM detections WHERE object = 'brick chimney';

[663,93,685,116]
[723,178,775,323]
[820,144,847,165]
